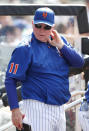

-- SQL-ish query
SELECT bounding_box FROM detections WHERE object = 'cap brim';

[34,20,54,26]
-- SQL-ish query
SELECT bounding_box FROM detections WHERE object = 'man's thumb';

[22,114,25,119]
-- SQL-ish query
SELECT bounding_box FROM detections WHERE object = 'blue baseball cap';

[34,7,55,26]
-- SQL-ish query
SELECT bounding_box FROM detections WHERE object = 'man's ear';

[32,20,34,28]
[52,24,55,29]
[32,20,33,25]
[51,24,55,31]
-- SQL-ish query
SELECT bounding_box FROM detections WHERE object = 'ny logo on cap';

[43,12,47,18]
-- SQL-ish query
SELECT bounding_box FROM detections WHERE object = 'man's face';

[32,21,54,42]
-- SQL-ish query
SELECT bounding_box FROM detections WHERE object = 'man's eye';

[35,24,42,28]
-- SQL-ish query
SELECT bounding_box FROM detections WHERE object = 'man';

[78,82,89,131]
[5,7,84,131]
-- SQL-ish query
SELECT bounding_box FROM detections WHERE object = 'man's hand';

[11,108,25,130]
[47,30,64,49]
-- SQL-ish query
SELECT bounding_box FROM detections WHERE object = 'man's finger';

[47,37,51,43]
[18,123,23,130]
[52,30,57,35]
[22,114,25,119]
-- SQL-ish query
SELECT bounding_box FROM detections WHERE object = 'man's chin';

[38,38,47,43]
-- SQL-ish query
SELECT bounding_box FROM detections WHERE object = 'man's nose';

[40,27,45,31]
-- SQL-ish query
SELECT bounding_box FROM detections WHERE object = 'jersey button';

[48,46,51,48]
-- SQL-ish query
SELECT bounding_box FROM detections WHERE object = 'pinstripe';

[48,104,49,131]
[44,102,46,131]
[45,104,46,131]
[52,105,54,130]
[38,101,39,131]
[84,116,87,131]
[27,101,29,122]
[78,110,89,131]
[33,100,35,131]
[43,102,45,131]
[25,101,27,120]
[34,101,36,131]
[28,100,31,128]
[42,102,43,131]
[22,100,66,131]
[37,100,39,130]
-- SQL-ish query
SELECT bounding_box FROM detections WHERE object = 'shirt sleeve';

[6,44,32,81]
[5,43,32,110]
[60,36,84,68]
[5,77,19,110]
[85,82,89,103]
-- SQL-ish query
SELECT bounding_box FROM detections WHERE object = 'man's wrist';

[57,43,64,50]
[11,108,19,112]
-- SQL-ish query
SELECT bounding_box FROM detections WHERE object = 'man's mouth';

[40,35,44,36]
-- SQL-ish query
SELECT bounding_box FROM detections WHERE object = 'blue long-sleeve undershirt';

[60,44,84,67]
[5,77,19,110]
